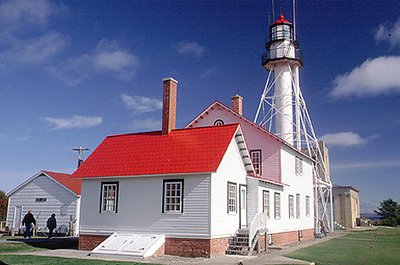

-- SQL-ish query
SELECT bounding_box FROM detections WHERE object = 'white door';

[239,185,247,229]
[14,206,22,230]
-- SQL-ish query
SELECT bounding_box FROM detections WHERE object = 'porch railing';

[248,212,268,250]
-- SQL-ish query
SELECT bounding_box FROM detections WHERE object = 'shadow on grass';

[6,237,78,250]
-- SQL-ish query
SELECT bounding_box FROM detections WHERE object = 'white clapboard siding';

[265,145,314,233]
[210,137,247,238]
[80,174,211,238]
[6,174,78,232]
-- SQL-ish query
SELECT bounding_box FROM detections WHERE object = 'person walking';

[46,213,57,239]
[319,219,327,237]
[22,210,36,238]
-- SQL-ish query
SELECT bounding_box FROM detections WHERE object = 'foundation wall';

[79,234,109,251]
[271,228,314,246]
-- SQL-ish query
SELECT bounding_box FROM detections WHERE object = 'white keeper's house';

[72,78,315,258]
[187,95,315,246]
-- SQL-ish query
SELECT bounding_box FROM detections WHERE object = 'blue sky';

[1,0,399,213]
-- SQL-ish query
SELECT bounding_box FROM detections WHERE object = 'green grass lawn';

[0,243,41,253]
[286,227,400,265]
[0,255,158,265]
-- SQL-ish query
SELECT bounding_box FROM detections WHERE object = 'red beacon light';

[273,15,290,25]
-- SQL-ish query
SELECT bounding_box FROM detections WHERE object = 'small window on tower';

[214,119,224,126]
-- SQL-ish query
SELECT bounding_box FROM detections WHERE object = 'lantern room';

[268,15,294,47]
[262,14,302,69]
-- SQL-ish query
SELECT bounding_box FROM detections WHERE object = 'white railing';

[248,212,268,249]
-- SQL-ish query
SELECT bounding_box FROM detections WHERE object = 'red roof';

[273,15,290,25]
[45,171,81,195]
[72,124,240,179]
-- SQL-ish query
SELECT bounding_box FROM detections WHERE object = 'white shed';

[6,170,81,236]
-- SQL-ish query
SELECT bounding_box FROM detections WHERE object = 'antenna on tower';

[271,0,275,21]
[292,0,297,40]
[72,146,90,168]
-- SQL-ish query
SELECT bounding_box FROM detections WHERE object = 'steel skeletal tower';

[254,15,334,232]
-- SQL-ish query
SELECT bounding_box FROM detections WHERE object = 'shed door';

[239,185,247,229]
[14,206,22,230]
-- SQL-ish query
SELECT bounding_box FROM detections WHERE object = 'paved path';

[1,231,351,265]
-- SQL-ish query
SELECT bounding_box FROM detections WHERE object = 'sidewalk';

[1,231,349,265]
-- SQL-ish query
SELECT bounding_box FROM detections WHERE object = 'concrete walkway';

[1,231,349,265]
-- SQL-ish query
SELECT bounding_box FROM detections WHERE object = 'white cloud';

[0,0,56,27]
[175,42,205,58]
[375,18,400,49]
[330,56,400,97]
[121,94,162,113]
[129,118,161,132]
[0,31,66,64]
[92,40,140,80]
[201,67,217,78]
[43,115,102,130]
[52,39,140,85]
[320,132,368,147]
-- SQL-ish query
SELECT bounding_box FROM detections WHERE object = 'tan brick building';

[333,186,360,229]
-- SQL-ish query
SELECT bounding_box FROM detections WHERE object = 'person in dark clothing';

[46,213,57,239]
[319,219,327,237]
[22,210,36,238]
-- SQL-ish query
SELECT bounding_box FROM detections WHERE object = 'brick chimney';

[162,77,178,134]
[231,94,243,115]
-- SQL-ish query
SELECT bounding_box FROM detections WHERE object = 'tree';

[0,190,7,221]
[374,198,400,227]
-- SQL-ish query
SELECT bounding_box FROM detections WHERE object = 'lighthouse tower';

[255,14,334,232]
[256,15,303,147]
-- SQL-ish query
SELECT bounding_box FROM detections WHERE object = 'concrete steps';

[226,230,250,255]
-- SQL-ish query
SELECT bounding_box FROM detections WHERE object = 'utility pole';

[72,146,90,168]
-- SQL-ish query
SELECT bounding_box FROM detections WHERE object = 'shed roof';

[73,124,252,179]
[44,171,81,195]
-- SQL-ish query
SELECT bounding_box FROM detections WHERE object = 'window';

[163,180,183,213]
[101,182,118,213]
[295,157,303,176]
[214,119,224,126]
[60,205,68,216]
[35,198,47,202]
[227,182,237,214]
[263,190,270,218]
[250,150,262,176]
[289,195,294,219]
[306,196,310,217]
[296,194,300,219]
[274,192,281,219]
